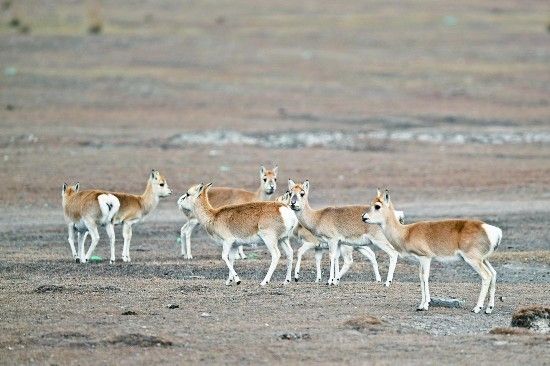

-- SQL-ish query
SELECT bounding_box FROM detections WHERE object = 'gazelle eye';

[300,191,305,197]
[263,178,267,182]
[160,183,165,187]
[274,178,277,182]
[374,204,381,210]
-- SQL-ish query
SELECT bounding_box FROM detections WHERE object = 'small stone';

[200,312,211,317]
[167,304,179,309]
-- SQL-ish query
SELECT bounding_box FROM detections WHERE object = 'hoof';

[472,306,482,314]
[384,280,392,287]
[294,277,299,282]
[185,255,193,260]
[416,307,426,312]
[236,280,241,285]
[485,306,493,314]
[75,258,80,263]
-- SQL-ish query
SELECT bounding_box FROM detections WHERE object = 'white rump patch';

[279,206,298,233]
[97,194,120,224]
[482,223,502,249]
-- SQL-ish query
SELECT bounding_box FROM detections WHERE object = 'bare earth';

[1,1,549,365]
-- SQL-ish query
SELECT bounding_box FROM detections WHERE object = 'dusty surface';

[1,0,549,365]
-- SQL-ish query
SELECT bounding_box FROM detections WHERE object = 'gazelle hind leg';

[327,240,339,285]
[280,238,293,284]
[370,236,399,286]
[338,245,354,280]
[314,249,323,283]
[77,231,88,262]
[461,254,492,313]
[259,233,281,286]
[105,223,116,264]
[355,246,381,282]
[294,240,316,282]
[417,257,431,311]
[237,245,247,260]
[222,241,240,285]
[484,260,497,314]
[83,221,100,263]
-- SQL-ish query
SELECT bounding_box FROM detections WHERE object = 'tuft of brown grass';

[344,315,384,331]
[87,1,103,34]
[511,305,550,333]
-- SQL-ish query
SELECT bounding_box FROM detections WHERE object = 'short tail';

[98,194,120,224]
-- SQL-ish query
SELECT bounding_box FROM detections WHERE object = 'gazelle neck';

[140,180,159,216]
[381,206,408,252]
[256,186,273,201]
[194,191,216,228]
[295,200,320,234]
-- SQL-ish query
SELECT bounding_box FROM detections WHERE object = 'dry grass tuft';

[344,315,384,331]
[511,305,550,333]
[489,327,533,335]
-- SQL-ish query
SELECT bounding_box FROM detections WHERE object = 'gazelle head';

[260,165,278,196]
[287,179,309,211]
[149,169,172,197]
[362,189,393,226]
[180,183,212,206]
[62,182,79,197]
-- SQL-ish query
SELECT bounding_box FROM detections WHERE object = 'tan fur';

[177,166,278,259]
[63,188,105,223]
[363,190,502,313]
[288,180,399,285]
[185,182,297,285]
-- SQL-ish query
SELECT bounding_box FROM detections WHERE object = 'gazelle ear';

[272,166,278,175]
[205,182,213,190]
[63,183,67,193]
[376,188,382,198]
[75,182,80,192]
[259,166,266,177]
[303,180,310,194]
[288,179,296,190]
[384,189,391,205]
[151,169,156,179]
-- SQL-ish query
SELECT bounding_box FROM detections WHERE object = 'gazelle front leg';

[338,245,354,280]
[327,239,339,285]
[236,245,247,260]
[294,240,317,282]
[122,221,133,262]
[67,224,78,262]
[417,257,431,311]
[180,218,198,259]
[83,222,100,263]
[221,241,240,285]
[314,249,323,283]
[370,236,398,286]
[280,238,293,284]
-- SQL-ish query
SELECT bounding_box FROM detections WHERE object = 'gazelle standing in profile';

[111,169,172,262]
[288,180,400,286]
[177,166,278,260]
[362,189,502,313]
[180,182,297,286]
[62,182,120,263]
[276,191,388,283]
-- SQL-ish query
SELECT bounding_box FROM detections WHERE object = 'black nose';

[291,195,297,205]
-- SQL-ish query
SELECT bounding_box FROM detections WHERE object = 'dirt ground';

[1,0,549,365]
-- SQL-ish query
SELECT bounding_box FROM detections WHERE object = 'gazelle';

[62,182,120,263]
[181,183,297,286]
[288,180,400,286]
[362,189,502,313]
[110,169,172,262]
[276,191,384,283]
[177,165,278,260]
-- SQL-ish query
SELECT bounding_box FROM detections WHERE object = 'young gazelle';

[276,191,383,283]
[362,190,502,313]
[181,183,297,286]
[177,166,278,260]
[110,170,172,262]
[62,183,120,263]
[288,180,400,286]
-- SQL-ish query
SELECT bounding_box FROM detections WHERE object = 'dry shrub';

[344,315,384,331]
[489,327,533,336]
[511,305,549,333]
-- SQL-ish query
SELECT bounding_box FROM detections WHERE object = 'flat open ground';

[1,0,549,364]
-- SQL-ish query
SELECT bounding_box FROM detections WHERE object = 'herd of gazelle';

[62,166,502,314]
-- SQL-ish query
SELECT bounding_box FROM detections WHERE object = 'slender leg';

[314,249,323,283]
[484,260,497,314]
[280,238,293,284]
[370,235,399,286]
[180,222,188,257]
[338,245,354,280]
[67,224,78,262]
[294,240,317,282]
[356,246,382,282]
[83,222,100,263]
[122,222,133,262]
[221,241,240,285]
[77,231,88,262]
[259,233,281,286]
[418,257,431,310]
[182,219,198,259]
[417,262,426,311]
[105,223,116,264]
[462,255,492,313]
[327,239,339,285]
